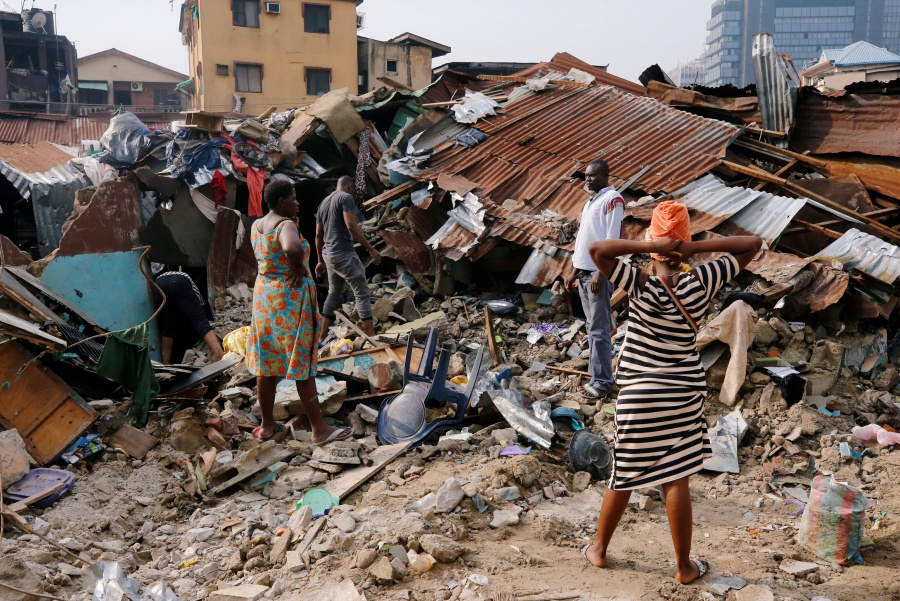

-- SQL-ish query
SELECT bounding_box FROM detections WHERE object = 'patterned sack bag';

[797,475,868,565]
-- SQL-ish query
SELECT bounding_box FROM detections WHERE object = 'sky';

[43,0,714,82]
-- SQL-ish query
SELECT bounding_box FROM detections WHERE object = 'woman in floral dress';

[247,180,351,444]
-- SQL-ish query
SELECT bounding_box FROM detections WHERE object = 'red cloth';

[211,171,228,206]
[230,146,268,218]
[649,201,691,260]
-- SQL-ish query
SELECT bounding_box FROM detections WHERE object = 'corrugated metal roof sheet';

[0,141,76,173]
[398,82,740,277]
[815,228,900,284]
[513,52,647,96]
[752,34,800,136]
[421,84,740,199]
[670,174,807,245]
[830,41,900,66]
[0,114,178,146]
[792,91,900,159]
[0,141,87,201]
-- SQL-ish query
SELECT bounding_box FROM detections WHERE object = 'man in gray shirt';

[315,176,381,343]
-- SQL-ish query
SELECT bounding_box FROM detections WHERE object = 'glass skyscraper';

[703,0,900,87]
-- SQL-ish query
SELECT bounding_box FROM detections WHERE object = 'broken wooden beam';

[483,307,501,364]
[735,136,826,168]
[362,180,422,211]
[720,159,900,242]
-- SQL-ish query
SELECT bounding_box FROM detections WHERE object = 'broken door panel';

[0,341,96,464]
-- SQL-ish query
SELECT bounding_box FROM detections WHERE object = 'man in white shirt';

[565,160,624,398]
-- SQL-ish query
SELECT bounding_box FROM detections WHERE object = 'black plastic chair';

[377,328,484,448]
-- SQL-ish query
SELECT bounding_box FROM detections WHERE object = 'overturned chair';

[377,328,484,448]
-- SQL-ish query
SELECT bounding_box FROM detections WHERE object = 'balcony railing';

[78,104,184,116]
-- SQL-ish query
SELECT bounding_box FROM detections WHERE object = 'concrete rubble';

[1,40,900,601]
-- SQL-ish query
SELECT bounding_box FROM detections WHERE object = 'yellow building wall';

[189,0,359,112]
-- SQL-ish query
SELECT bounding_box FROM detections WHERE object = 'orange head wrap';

[648,201,691,260]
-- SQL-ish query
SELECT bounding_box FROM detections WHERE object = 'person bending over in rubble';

[246,179,352,444]
[153,270,225,364]
[583,201,761,584]
[315,175,381,344]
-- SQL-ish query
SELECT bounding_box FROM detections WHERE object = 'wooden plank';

[483,307,501,364]
[721,160,900,242]
[7,482,66,513]
[610,288,627,310]
[753,158,800,191]
[294,517,327,555]
[362,180,421,211]
[476,74,590,88]
[5,266,103,329]
[735,136,826,168]
[0,268,63,323]
[0,308,67,350]
[108,424,159,459]
[324,442,412,501]
[0,342,96,465]
[545,365,591,378]
[334,310,382,350]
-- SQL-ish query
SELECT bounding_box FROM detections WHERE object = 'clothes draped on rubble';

[355,128,372,200]
[95,322,160,429]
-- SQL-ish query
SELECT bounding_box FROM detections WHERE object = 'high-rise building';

[703,0,900,87]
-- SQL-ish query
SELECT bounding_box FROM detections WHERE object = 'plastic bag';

[797,475,868,565]
[223,326,251,358]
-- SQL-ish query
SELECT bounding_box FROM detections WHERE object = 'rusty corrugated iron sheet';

[814,228,900,285]
[513,52,647,96]
[0,115,176,146]
[792,91,900,159]
[815,154,900,202]
[746,250,810,283]
[379,229,435,276]
[790,262,850,312]
[0,141,76,173]
[208,208,257,302]
[55,178,142,257]
[420,84,740,206]
[646,81,761,126]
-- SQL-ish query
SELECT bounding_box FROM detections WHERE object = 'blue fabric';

[578,275,614,389]
[171,137,229,179]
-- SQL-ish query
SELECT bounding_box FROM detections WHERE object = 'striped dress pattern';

[607,254,739,490]
[247,219,320,380]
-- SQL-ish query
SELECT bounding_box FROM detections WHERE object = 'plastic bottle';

[407,549,436,573]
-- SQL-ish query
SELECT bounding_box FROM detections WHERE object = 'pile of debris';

[3,37,900,601]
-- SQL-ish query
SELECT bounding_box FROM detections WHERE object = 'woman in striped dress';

[581,201,761,584]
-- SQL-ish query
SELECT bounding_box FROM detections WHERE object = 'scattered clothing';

[247,219,319,380]
[96,323,160,428]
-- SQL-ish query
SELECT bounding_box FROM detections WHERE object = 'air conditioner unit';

[131,82,143,92]
[265,2,280,14]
